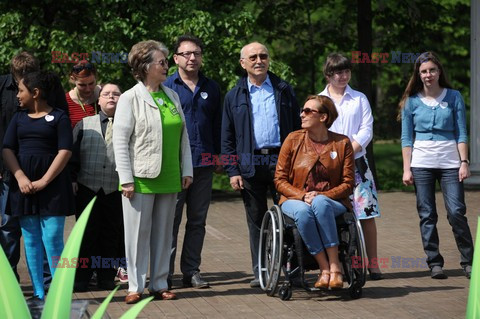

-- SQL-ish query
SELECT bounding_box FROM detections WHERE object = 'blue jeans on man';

[411,167,474,268]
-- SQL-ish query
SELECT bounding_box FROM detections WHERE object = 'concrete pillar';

[465,0,480,187]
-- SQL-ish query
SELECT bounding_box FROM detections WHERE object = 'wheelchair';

[258,205,367,300]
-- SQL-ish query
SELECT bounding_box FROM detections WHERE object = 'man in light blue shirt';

[221,42,301,287]
[249,76,281,149]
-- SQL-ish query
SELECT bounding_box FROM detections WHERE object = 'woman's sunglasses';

[72,63,95,73]
[300,107,320,115]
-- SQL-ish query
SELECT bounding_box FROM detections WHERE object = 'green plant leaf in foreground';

[91,285,120,319]
[0,243,32,319]
[466,217,479,318]
[119,296,154,319]
[41,196,97,319]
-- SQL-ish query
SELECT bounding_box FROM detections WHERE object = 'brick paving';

[17,190,479,318]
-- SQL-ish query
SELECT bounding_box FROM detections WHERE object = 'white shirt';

[410,89,460,169]
[319,84,373,159]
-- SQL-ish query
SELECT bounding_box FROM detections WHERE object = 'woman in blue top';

[2,71,74,300]
[400,52,474,280]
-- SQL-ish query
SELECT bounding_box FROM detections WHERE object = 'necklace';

[75,87,97,114]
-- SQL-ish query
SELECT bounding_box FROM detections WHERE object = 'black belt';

[254,148,280,155]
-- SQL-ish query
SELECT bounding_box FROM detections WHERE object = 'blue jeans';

[0,181,21,279]
[281,195,347,255]
[411,167,474,268]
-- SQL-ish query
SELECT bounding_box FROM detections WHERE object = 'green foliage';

[41,197,97,318]
[466,218,480,318]
[0,197,152,318]
[91,286,120,319]
[119,297,154,319]
[0,238,31,319]
[373,142,413,191]
[0,0,471,140]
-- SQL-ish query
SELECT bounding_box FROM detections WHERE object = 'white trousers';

[122,192,176,293]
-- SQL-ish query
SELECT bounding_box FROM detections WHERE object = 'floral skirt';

[351,156,381,219]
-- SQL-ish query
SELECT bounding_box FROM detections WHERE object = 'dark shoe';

[73,281,89,292]
[249,279,260,288]
[149,290,177,300]
[368,269,383,281]
[27,295,45,303]
[125,292,142,304]
[167,276,173,290]
[98,280,116,290]
[463,265,472,279]
[183,272,209,288]
[431,266,448,279]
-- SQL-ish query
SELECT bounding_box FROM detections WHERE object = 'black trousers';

[75,183,125,283]
[241,164,279,278]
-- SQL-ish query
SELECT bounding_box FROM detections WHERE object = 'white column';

[465,0,480,187]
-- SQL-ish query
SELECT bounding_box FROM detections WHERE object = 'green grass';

[212,141,413,192]
[373,141,413,192]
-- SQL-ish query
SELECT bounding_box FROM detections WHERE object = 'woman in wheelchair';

[274,95,354,289]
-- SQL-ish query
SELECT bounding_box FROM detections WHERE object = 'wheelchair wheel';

[350,285,362,299]
[339,212,367,298]
[259,205,284,296]
[278,283,292,301]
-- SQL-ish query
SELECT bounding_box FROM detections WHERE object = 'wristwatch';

[461,159,470,165]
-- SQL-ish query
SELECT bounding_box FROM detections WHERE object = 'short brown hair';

[304,95,338,128]
[10,51,40,80]
[69,60,97,84]
[128,40,169,82]
[323,53,352,79]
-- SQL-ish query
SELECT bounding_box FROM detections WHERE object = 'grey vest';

[77,115,119,194]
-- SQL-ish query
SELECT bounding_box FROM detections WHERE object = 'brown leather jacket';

[274,129,354,209]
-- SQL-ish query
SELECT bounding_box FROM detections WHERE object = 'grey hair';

[128,40,169,82]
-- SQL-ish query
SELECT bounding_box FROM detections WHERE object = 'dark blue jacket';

[221,71,301,178]
[164,71,222,167]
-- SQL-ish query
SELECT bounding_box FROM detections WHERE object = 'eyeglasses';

[419,68,438,76]
[243,53,269,62]
[176,51,202,59]
[100,92,121,98]
[333,69,351,77]
[300,107,320,115]
[151,59,168,67]
[72,63,95,73]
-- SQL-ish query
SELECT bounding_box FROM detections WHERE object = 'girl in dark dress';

[2,71,74,301]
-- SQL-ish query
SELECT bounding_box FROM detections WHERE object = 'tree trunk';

[357,0,379,187]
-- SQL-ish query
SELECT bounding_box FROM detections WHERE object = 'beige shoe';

[329,271,343,289]
[314,271,330,289]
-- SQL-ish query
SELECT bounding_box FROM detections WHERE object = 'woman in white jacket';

[113,40,193,304]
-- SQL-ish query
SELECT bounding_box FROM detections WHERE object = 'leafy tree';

[0,0,471,141]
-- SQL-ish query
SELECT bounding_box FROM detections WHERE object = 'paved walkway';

[18,191,479,318]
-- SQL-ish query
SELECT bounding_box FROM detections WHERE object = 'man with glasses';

[221,42,300,287]
[164,35,222,289]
